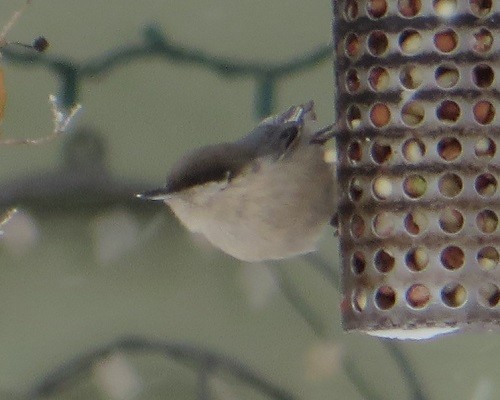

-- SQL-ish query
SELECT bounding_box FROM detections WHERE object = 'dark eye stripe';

[166,165,233,193]
[279,126,299,149]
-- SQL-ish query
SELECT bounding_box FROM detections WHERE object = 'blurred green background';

[0,1,498,399]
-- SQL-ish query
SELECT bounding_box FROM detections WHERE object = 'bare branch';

[0,0,31,47]
[0,95,81,146]
[0,207,17,235]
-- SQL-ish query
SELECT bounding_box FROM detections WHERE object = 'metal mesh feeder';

[333,0,499,339]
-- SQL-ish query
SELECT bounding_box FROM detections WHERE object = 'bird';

[137,101,337,262]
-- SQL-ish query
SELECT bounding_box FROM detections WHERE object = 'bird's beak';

[309,123,337,145]
[136,188,171,201]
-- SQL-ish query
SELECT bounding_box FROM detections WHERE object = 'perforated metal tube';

[333,0,499,339]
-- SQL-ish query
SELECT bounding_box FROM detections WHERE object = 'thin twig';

[0,95,81,146]
[29,336,298,400]
[198,357,213,400]
[270,264,328,338]
[303,253,340,289]
[382,341,428,400]
[342,357,385,400]
[0,207,17,235]
[0,0,31,46]
[304,253,428,400]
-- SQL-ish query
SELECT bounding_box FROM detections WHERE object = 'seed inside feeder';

[441,246,465,270]
[472,64,494,88]
[436,101,460,123]
[372,176,392,200]
[433,0,457,16]
[371,142,392,164]
[369,67,390,91]
[374,248,395,273]
[350,214,365,238]
[348,141,362,163]
[435,65,459,88]
[441,283,467,308]
[352,288,367,312]
[473,101,495,125]
[373,212,395,237]
[398,0,422,17]
[406,284,431,308]
[469,0,492,17]
[476,210,498,234]
[404,211,428,235]
[400,65,423,89]
[406,246,429,271]
[474,137,496,159]
[477,246,499,271]
[399,30,422,54]
[375,286,396,310]
[346,69,361,92]
[347,105,362,129]
[439,208,464,234]
[478,283,500,308]
[403,175,427,198]
[368,31,389,56]
[437,137,462,161]
[475,173,497,197]
[367,0,388,18]
[349,177,363,201]
[472,29,493,53]
[434,29,458,53]
[352,251,366,274]
[346,33,361,57]
[370,103,391,127]
[401,102,424,126]
[344,0,359,20]
[402,138,425,162]
[438,173,463,198]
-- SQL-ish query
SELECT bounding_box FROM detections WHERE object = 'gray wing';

[236,121,300,160]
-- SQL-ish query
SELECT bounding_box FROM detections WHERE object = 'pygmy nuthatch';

[138,101,337,262]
